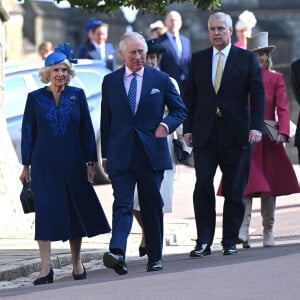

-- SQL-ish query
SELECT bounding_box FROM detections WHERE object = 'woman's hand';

[19,166,30,184]
[276,134,288,144]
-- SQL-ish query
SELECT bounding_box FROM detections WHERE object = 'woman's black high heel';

[33,268,54,285]
[139,246,147,257]
[72,265,87,280]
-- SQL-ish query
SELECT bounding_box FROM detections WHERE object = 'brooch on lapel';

[150,88,160,95]
[70,96,76,101]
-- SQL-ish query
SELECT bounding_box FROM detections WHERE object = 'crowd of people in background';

[20,8,300,284]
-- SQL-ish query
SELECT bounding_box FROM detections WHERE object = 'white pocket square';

[150,88,160,95]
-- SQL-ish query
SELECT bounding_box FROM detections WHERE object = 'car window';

[4,76,28,118]
[32,74,46,89]
[71,71,102,98]
[5,73,44,118]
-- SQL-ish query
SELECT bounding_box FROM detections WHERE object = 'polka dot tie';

[128,72,137,115]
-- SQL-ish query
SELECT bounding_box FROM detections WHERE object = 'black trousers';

[193,118,251,247]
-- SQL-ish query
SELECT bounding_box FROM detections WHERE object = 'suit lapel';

[179,35,187,63]
[88,43,100,60]
[115,67,130,109]
[221,46,237,89]
[204,48,214,93]
[136,66,151,114]
[166,36,180,63]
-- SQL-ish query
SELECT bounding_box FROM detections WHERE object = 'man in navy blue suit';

[183,12,265,257]
[101,32,186,274]
[77,18,116,71]
[158,10,191,95]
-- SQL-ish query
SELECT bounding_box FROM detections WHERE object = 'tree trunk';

[0,2,34,233]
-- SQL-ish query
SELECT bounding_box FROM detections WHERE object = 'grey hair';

[38,59,75,84]
[208,12,233,29]
[119,32,148,54]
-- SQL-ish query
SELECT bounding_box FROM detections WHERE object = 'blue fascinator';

[45,42,78,66]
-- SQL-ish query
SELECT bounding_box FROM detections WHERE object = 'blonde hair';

[236,10,257,30]
[265,53,273,70]
[38,59,75,84]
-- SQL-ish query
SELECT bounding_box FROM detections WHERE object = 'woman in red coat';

[238,32,300,248]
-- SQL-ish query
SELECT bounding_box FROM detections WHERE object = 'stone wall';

[5,0,300,162]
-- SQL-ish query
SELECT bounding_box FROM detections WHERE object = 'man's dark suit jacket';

[101,65,187,172]
[158,33,191,94]
[77,42,116,71]
[291,59,300,147]
[183,45,265,147]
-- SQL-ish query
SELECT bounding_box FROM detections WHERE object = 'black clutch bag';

[264,120,278,142]
[173,138,189,162]
[20,182,35,214]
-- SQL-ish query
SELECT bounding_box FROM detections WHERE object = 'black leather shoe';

[33,268,54,285]
[223,245,238,255]
[103,252,128,275]
[72,265,87,280]
[237,238,251,249]
[189,243,211,258]
[139,246,147,257]
[146,260,163,272]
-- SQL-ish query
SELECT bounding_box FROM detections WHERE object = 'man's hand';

[184,133,193,147]
[155,124,168,138]
[249,130,262,144]
[87,165,96,183]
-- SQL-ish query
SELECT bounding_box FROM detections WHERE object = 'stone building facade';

[3,0,300,160]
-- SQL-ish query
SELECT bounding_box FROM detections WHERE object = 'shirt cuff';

[160,122,169,133]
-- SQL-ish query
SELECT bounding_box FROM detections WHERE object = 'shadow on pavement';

[2,242,299,298]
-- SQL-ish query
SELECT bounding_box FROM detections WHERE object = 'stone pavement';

[0,165,300,290]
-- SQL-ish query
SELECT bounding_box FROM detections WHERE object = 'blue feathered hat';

[45,42,78,66]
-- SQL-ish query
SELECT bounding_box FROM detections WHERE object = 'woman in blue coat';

[19,43,110,285]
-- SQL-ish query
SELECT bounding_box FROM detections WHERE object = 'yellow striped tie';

[214,51,223,93]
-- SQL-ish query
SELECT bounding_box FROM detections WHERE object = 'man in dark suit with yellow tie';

[183,12,265,256]
[101,32,186,274]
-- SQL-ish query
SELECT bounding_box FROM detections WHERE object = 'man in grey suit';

[183,12,265,257]
[101,32,186,274]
